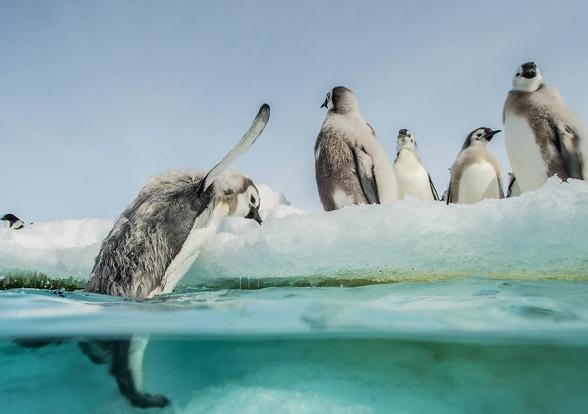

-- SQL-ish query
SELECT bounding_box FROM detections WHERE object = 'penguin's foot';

[125,391,170,409]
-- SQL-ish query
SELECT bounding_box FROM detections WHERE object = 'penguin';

[82,104,270,408]
[393,129,438,201]
[504,61,587,193]
[1,214,25,229]
[506,173,521,198]
[447,127,504,204]
[314,86,398,211]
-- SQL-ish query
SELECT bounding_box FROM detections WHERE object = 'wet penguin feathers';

[87,104,270,299]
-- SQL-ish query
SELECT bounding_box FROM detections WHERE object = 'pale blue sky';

[1,0,587,220]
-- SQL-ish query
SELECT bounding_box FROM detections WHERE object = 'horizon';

[1,0,587,220]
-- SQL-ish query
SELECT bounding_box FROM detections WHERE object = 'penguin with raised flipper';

[82,104,270,408]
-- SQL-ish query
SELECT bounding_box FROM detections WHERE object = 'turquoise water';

[1,277,588,413]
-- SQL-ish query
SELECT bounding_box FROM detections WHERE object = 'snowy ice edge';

[2,178,588,288]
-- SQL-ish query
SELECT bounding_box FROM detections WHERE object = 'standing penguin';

[447,127,504,204]
[1,214,25,229]
[314,86,397,211]
[504,61,587,192]
[82,104,270,408]
[393,129,438,201]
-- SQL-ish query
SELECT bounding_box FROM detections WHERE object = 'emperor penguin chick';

[393,129,438,201]
[447,128,504,204]
[315,86,398,211]
[504,61,588,192]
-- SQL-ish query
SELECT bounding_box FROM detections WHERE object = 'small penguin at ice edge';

[82,104,270,408]
[315,86,398,211]
[447,128,504,204]
[393,129,439,201]
[1,213,25,229]
[507,173,521,198]
[504,61,587,193]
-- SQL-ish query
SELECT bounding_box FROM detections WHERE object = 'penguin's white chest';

[158,202,229,296]
[458,162,500,204]
[394,153,433,201]
[504,114,548,192]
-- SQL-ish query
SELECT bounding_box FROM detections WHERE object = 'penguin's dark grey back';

[315,123,368,211]
[86,171,216,298]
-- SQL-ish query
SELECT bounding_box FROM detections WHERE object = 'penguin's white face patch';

[469,129,488,145]
[231,185,260,218]
[397,130,417,152]
[512,64,543,92]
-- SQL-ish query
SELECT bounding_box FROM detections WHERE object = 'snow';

[1,178,588,286]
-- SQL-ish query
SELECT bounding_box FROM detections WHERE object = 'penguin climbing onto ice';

[81,104,270,408]
[314,86,398,211]
[504,61,588,192]
[447,127,504,204]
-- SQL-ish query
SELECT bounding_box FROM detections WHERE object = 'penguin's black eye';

[516,73,521,77]
[250,195,256,204]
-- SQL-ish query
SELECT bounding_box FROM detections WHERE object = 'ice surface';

[187,177,588,286]
[0,219,112,278]
[1,178,588,287]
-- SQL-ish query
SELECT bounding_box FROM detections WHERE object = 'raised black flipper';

[199,104,270,194]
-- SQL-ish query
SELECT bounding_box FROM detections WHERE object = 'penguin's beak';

[320,101,327,109]
[485,130,502,141]
[245,206,262,225]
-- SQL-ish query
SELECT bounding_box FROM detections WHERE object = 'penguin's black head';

[397,129,417,154]
[463,127,501,149]
[243,183,262,225]
[321,86,357,113]
[513,61,542,92]
[1,213,19,223]
[520,62,537,79]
